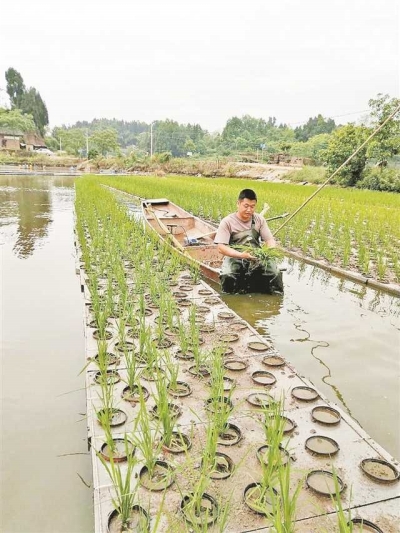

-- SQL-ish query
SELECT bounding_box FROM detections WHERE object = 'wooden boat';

[142,198,222,283]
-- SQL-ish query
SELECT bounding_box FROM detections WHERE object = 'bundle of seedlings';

[232,244,284,271]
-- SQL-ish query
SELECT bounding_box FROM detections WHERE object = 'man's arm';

[262,235,277,248]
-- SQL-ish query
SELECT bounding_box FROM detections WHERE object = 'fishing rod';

[273,103,400,236]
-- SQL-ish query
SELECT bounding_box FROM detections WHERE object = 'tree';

[290,133,331,162]
[183,138,196,153]
[294,114,336,141]
[53,127,86,155]
[5,68,25,108]
[20,88,49,136]
[0,107,36,132]
[5,68,49,135]
[322,124,370,186]
[90,128,120,155]
[366,94,400,165]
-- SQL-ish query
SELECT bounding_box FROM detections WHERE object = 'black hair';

[238,189,257,201]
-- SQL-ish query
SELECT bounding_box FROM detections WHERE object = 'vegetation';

[294,114,336,142]
[5,67,49,135]
[96,173,400,283]
[232,245,284,270]
[323,124,370,186]
[0,107,36,133]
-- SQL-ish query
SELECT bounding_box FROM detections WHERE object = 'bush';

[88,148,99,159]
[285,165,327,184]
[153,152,172,163]
[357,168,400,192]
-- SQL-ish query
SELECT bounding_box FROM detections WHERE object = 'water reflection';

[286,257,400,319]
[223,291,284,325]
[0,176,52,258]
[1,174,93,533]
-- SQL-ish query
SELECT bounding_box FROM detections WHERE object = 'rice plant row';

[94,174,400,284]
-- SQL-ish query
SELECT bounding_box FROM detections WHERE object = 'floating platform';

[76,255,400,532]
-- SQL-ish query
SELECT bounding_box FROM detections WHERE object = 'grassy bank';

[0,151,81,167]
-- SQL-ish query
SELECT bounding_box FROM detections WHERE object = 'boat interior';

[143,199,223,268]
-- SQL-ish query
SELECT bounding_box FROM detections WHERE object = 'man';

[214,189,283,294]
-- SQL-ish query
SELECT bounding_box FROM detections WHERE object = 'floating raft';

[76,260,400,532]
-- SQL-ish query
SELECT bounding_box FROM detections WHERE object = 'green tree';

[183,138,196,153]
[90,128,120,155]
[5,68,25,108]
[294,114,336,141]
[0,107,36,132]
[290,133,331,162]
[19,88,49,136]
[53,127,86,155]
[322,124,369,186]
[366,94,400,165]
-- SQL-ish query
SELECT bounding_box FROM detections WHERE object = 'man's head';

[237,189,257,222]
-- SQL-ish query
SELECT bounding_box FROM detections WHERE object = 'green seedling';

[131,390,163,479]
[96,440,139,531]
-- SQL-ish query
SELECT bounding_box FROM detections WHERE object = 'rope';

[273,103,400,236]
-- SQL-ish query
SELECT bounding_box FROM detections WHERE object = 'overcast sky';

[1,0,399,132]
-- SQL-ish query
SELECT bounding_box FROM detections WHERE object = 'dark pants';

[220,257,284,294]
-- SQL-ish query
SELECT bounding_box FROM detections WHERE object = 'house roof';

[23,132,46,146]
[0,127,24,136]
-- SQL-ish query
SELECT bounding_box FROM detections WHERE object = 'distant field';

[95,174,400,283]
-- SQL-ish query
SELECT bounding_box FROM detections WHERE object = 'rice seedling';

[152,368,178,448]
[330,468,355,533]
[267,457,302,533]
[207,347,235,435]
[124,342,141,393]
[177,317,191,356]
[188,304,209,374]
[245,397,290,516]
[130,391,163,479]
[96,442,140,532]
[163,350,181,394]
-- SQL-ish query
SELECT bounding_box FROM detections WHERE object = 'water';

[0,176,93,533]
[221,258,400,458]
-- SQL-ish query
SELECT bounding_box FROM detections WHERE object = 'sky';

[1,0,399,132]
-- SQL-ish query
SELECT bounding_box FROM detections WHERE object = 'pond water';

[0,175,93,533]
[221,259,400,458]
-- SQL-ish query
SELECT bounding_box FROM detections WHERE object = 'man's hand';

[217,243,257,260]
[241,251,257,260]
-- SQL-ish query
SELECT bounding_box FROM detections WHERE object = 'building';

[21,133,46,151]
[0,129,46,151]
[0,128,24,151]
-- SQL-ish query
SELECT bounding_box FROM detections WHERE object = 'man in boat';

[214,189,284,294]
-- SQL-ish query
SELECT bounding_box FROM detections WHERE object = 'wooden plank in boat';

[143,198,169,205]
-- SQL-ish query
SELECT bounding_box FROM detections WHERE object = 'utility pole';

[86,129,89,159]
[150,122,155,157]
